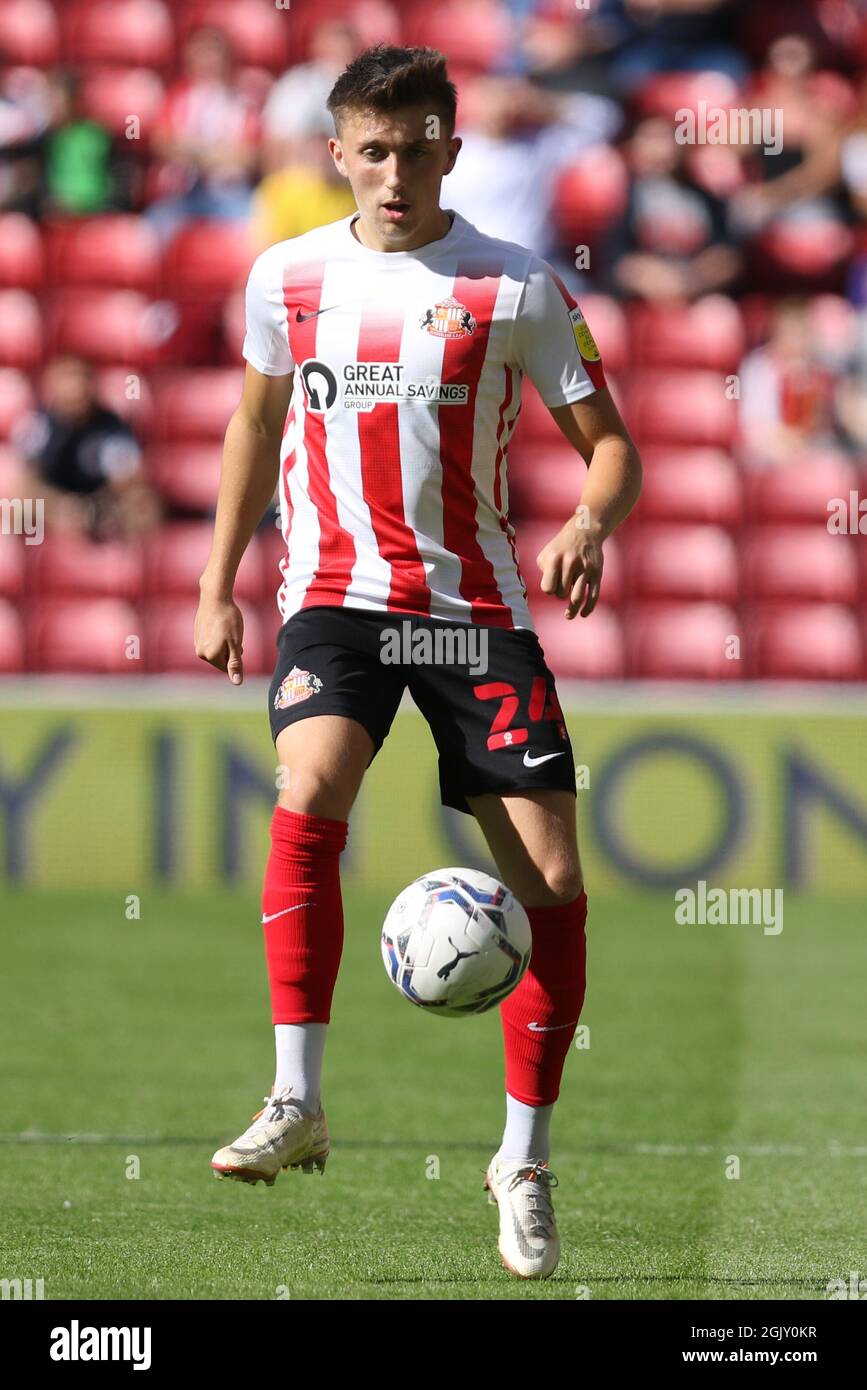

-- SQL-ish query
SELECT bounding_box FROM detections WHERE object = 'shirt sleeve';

[242,243,295,376]
[510,256,606,406]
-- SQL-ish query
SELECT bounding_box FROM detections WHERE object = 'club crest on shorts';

[419,295,476,339]
[274,665,324,710]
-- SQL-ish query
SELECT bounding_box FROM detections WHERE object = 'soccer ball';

[381,868,532,1017]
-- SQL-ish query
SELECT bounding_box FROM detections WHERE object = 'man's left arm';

[537,384,642,620]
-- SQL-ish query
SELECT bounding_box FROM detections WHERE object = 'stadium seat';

[0,370,34,439]
[0,597,25,672]
[629,297,745,372]
[81,67,165,141]
[575,295,629,374]
[514,519,624,605]
[175,0,290,71]
[151,370,243,441]
[741,527,859,604]
[144,522,265,602]
[529,603,626,679]
[44,216,162,293]
[747,603,863,680]
[145,442,222,513]
[0,0,59,66]
[46,289,159,366]
[635,449,743,529]
[624,602,742,679]
[623,370,738,448]
[0,214,45,290]
[744,452,859,526]
[634,71,740,119]
[29,535,144,600]
[754,216,854,283]
[62,0,174,68]
[221,289,246,362]
[509,446,595,521]
[624,524,739,603]
[144,597,266,674]
[552,147,629,243]
[0,290,42,369]
[162,222,254,299]
[29,597,142,673]
[0,531,26,597]
[509,384,565,448]
[404,1,513,72]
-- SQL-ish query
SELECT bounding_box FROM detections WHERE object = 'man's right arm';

[194,363,293,683]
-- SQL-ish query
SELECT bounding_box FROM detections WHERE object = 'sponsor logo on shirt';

[569,306,601,363]
[419,295,477,339]
[341,362,469,410]
[274,666,324,710]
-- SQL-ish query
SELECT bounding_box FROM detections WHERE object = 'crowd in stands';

[0,0,866,678]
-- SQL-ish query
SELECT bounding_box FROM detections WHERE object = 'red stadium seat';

[530,603,626,679]
[176,0,290,71]
[163,222,254,299]
[629,297,745,372]
[514,519,624,605]
[744,453,859,525]
[146,443,222,513]
[552,147,629,243]
[29,535,144,600]
[96,367,154,434]
[45,216,162,293]
[747,603,863,680]
[144,523,265,602]
[741,527,859,604]
[625,602,742,679]
[509,383,565,449]
[221,289,246,362]
[575,295,629,374]
[0,597,26,671]
[46,289,159,366]
[0,531,26,597]
[0,0,59,65]
[0,443,26,496]
[636,449,743,528]
[0,370,34,438]
[29,597,142,673]
[144,597,266,674]
[80,67,165,141]
[754,216,853,282]
[151,370,243,441]
[0,214,45,290]
[634,71,740,119]
[62,0,174,68]
[624,370,738,448]
[625,524,739,603]
[0,290,42,369]
[509,446,594,521]
[404,0,513,72]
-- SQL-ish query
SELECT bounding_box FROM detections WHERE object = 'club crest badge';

[419,296,477,339]
[274,666,324,710]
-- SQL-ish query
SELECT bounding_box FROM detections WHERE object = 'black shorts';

[268,606,577,815]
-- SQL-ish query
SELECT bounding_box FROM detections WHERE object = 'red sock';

[261,806,348,1024]
[499,890,588,1106]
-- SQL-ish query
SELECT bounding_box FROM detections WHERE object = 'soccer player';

[194,44,642,1280]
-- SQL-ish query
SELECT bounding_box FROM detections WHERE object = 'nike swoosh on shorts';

[522,751,567,768]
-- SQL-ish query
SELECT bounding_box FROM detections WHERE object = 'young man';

[194,44,641,1280]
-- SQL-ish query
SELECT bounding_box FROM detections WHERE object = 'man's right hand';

[194,590,245,684]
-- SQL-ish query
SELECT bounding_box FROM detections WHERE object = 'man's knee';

[276,771,353,821]
[520,860,584,908]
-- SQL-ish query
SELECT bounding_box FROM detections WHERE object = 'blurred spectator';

[596,0,750,95]
[146,27,260,243]
[0,63,50,213]
[252,108,356,251]
[737,297,837,465]
[262,18,361,173]
[606,115,741,300]
[39,71,131,216]
[444,74,620,267]
[13,356,159,540]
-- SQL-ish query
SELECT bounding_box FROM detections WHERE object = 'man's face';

[329,105,461,247]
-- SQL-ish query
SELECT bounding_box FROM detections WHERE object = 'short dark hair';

[326,43,457,137]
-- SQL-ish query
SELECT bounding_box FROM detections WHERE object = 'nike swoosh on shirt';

[528,1020,579,1032]
[522,751,567,768]
[296,307,337,322]
[261,903,314,923]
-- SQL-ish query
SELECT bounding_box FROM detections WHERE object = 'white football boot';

[483,1154,561,1278]
[211,1086,329,1186]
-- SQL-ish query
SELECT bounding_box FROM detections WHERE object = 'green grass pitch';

[0,887,863,1300]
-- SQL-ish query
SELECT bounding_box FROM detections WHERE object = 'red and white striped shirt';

[243,209,605,630]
